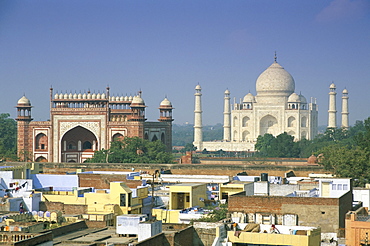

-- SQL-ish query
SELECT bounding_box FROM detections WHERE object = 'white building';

[194,56,319,152]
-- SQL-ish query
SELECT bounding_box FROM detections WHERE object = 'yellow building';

[169,183,207,210]
[42,181,148,215]
[153,183,207,224]
[220,182,251,201]
[225,224,321,246]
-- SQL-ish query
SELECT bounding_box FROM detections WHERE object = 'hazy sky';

[1,0,369,126]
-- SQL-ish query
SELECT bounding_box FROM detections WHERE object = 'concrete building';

[16,88,173,162]
[193,56,319,152]
[41,180,149,216]
[225,223,321,246]
[228,178,353,236]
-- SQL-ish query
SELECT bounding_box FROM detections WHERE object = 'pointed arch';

[242,116,250,127]
[35,156,47,162]
[288,116,296,128]
[233,116,238,127]
[242,130,250,141]
[151,135,158,142]
[161,133,165,144]
[260,115,278,136]
[61,126,97,163]
[35,133,48,150]
[301,116,307,127]
[113,133,124,141]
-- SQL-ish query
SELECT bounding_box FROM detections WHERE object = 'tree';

[255,133,275,157]
[0,113,17,160]
[318,145,370,186]
[87,137,174,164]
[255,133,299,158]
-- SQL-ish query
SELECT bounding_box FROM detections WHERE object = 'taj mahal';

[193,56,349,152]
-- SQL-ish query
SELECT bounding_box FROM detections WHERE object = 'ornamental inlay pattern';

[60,121,100,137]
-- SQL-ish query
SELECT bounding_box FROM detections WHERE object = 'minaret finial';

[274,51,277,62]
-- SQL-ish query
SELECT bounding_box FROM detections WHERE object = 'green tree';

[0,113,17,160]
[255,133,299,158]
[255,133,275,157]
[318,145,370,186]
[87,137,174,164]
[193,203,228,222]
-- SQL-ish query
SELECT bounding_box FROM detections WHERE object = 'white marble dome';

[299,94,307,104]
[131,96,145,105]
[243,93,255,102]
[256,61,295,97]
[160,98,172,106]
[17,96,31,105]
[288,93,300,102]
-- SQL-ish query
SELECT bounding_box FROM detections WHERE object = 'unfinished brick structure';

[228,190,352,234]
[16,88,173,162]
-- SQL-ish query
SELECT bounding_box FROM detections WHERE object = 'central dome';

[256,61,295,97]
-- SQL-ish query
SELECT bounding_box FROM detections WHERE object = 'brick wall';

[78,173,142,189]
[39,162,328,178]
[40,201,88,214]
[228,193,351,233]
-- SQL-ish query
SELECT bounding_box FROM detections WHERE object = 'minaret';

[341,88,349,129]
[328,82,337,128]
[223,89,231,141]
[193,84,203,151]
[16,95,33,161]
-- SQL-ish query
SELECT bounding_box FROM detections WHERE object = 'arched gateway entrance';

[61,126,98,163]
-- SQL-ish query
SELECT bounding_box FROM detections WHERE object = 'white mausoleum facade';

[193,57,319,152]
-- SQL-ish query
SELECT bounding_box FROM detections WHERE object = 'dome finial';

[274,51,277,63]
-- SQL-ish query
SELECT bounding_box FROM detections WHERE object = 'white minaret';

[223,89,231,141]
[328,82,337,128]
[193,84,203,150]
[341,88,349,129]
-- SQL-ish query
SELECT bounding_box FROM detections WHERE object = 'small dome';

[91,93,96,99]
[82,93,87,99]
[160,98,172,106]
[101,93,106,99]
[131,96,145,105]
[68,93,73,99]
[54,93,59,99]
[87,93,92,99]
[111,96,116,101]
[124,96,128,101]
[96,93,101,99]
[299,94,307,104]
[78,93,82,99]
[17,96,31,105]
[63,93,68,99]
[330,83,336,89]
[59,93,63,98]
[129,96,133,101]
[73,93,77,99]
[195,84,201,90]
[343,88,348,94]
[224,89,230,95]
[243,93,255,103]
[288,93,300,102]
[256,61,295,97]
[307,155,318,164]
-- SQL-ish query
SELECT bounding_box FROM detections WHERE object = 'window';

[337,184,343,190]
[83,141,92,149]
[332,184,336,190]
[120,194,126,206]
[343,184,348,190]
